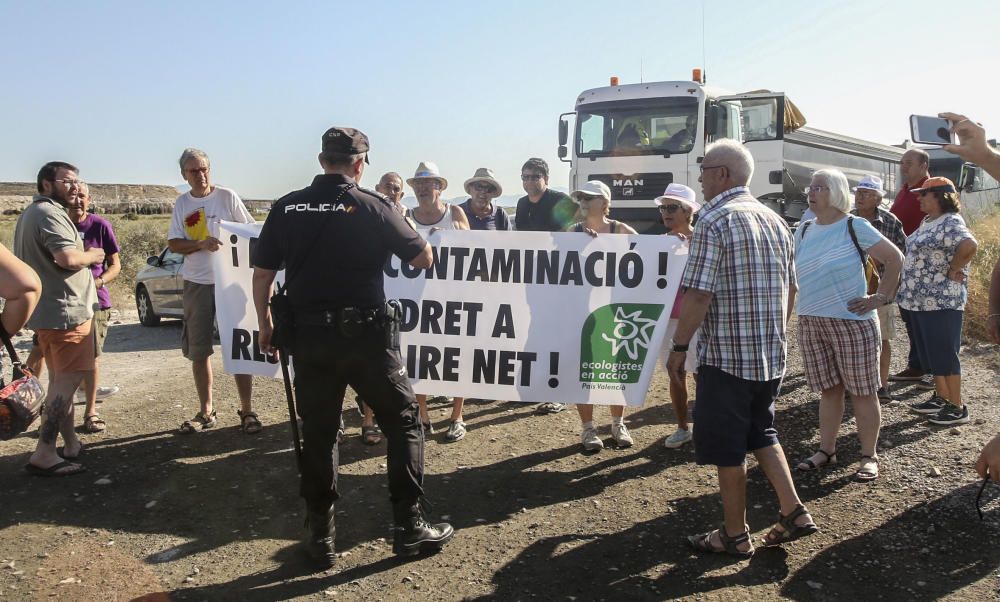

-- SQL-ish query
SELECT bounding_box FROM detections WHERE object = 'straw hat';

[463,167,503,197]
[406,161,448,190]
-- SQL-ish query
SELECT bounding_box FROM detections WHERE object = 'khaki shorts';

[182,281,216,362]
[877,303,897,341]
[36,320,96,374]
[93,308,111,357]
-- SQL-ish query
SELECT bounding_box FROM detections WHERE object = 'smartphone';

[910,115,955,145]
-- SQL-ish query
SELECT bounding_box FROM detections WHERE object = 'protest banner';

[214,225,687,406]
[213,221,285,378]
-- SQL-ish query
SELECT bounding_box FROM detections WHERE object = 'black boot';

[304,506,336,569]
[392,499,454,557]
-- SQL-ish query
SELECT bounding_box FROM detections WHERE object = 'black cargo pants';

[291,322,424,514]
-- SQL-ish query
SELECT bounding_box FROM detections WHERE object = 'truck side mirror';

[558,118,569,146]
[706,106,719,137]
[558,146,568,160]
[146,256,159,267]
[959,163,976,191]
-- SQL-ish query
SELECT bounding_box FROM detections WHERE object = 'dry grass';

[965,211,1000,342]
[0,214,169,311]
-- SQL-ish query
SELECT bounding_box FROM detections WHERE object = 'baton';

[278,349,303,473]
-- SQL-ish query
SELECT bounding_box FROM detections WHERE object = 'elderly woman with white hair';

[567,180,638,451]
[793,169,904,482]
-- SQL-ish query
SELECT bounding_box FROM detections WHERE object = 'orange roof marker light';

[692,68,704,83]
[610,76,619,86]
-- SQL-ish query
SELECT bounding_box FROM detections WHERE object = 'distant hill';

[0,182,180,215]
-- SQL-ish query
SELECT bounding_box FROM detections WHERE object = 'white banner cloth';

[214,224,687,406]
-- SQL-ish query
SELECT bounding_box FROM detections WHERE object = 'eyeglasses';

[185,167,209,174]
[658,204,682,213]
[471,183,495,193]
[804,185,830,193]
[699,164,726,174]
[54,178,84,188]
[521,174,544,181]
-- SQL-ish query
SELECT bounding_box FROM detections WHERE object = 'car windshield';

[576,97,699,157]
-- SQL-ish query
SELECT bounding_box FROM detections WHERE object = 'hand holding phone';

[910,115,955,146]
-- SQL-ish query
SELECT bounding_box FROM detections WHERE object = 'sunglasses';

[471,183,495,193]
[54,178,85,188]
[699,164,725,174]
[658,204,682,213]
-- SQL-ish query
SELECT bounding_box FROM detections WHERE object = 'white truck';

[558,73,906,232]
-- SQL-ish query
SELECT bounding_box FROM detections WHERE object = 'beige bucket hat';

[463,167,503,197]
[406,161,448,190]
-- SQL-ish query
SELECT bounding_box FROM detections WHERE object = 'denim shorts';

[693,365,781,467]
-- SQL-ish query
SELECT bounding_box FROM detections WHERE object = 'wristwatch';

[671,339,689,353]
[872,293,889,305]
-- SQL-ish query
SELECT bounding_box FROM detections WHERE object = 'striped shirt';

[680,186,796,382]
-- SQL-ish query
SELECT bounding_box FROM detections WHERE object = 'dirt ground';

[0,310,998,601]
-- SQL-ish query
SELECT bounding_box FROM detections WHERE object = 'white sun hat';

[653,183,701,213]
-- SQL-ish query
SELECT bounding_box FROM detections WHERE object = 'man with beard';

[14,162,104,476]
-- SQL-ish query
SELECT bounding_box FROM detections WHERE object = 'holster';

[269,285,295,351]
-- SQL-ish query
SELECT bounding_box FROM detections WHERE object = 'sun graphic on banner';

[600,307,657,361]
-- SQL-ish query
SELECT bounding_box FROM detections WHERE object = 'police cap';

[322,127,370,164]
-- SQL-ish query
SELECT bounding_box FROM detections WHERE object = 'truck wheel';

[136,286,161,326]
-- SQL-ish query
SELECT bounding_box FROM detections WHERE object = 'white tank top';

[409,204,457,232]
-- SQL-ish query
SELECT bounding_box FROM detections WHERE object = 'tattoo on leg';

[39,395,69,444]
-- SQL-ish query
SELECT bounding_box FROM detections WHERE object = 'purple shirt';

[77,214,121,309]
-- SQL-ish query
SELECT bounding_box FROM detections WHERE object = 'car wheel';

[136,286,161,326]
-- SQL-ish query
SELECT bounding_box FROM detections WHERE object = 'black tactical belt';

[295,306,386,326]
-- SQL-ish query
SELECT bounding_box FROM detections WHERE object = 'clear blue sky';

[1,0,997,199]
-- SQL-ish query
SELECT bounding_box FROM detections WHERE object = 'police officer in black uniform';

[251,126,453,568]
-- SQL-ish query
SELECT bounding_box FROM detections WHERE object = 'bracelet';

[872,293,889,306]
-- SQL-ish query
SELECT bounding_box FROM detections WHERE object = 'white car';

[135,248,185,326]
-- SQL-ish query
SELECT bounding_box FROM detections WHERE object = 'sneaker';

[889,367,925,382]
[876,386,893,403]
[928,403,970,426]
[581,426,604,451]
[611,422,634,448]
[663,427,693,449]
[96,385,120,400]
[445,420,466,442]
[535,402,566,415]
[909,393,947,415]
[914,376,936,391]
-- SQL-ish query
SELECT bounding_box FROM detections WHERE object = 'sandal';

[797,449,837,471]
[855,455,879,482]
[83,414,107,433]
[362,424,382,445]
[687,524,755,558]
[761,504,819,547]
[179,410,217,434]
[238,410,262,434]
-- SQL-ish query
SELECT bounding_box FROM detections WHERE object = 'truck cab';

[559,77,785,232]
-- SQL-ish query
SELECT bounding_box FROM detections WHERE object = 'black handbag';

[0,328,44,440]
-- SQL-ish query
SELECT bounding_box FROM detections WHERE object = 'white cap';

[852,175,885,197]
[570,180,611,202]
[653,183,701,212]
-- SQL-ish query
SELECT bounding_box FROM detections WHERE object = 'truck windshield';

[576,98,699,157]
